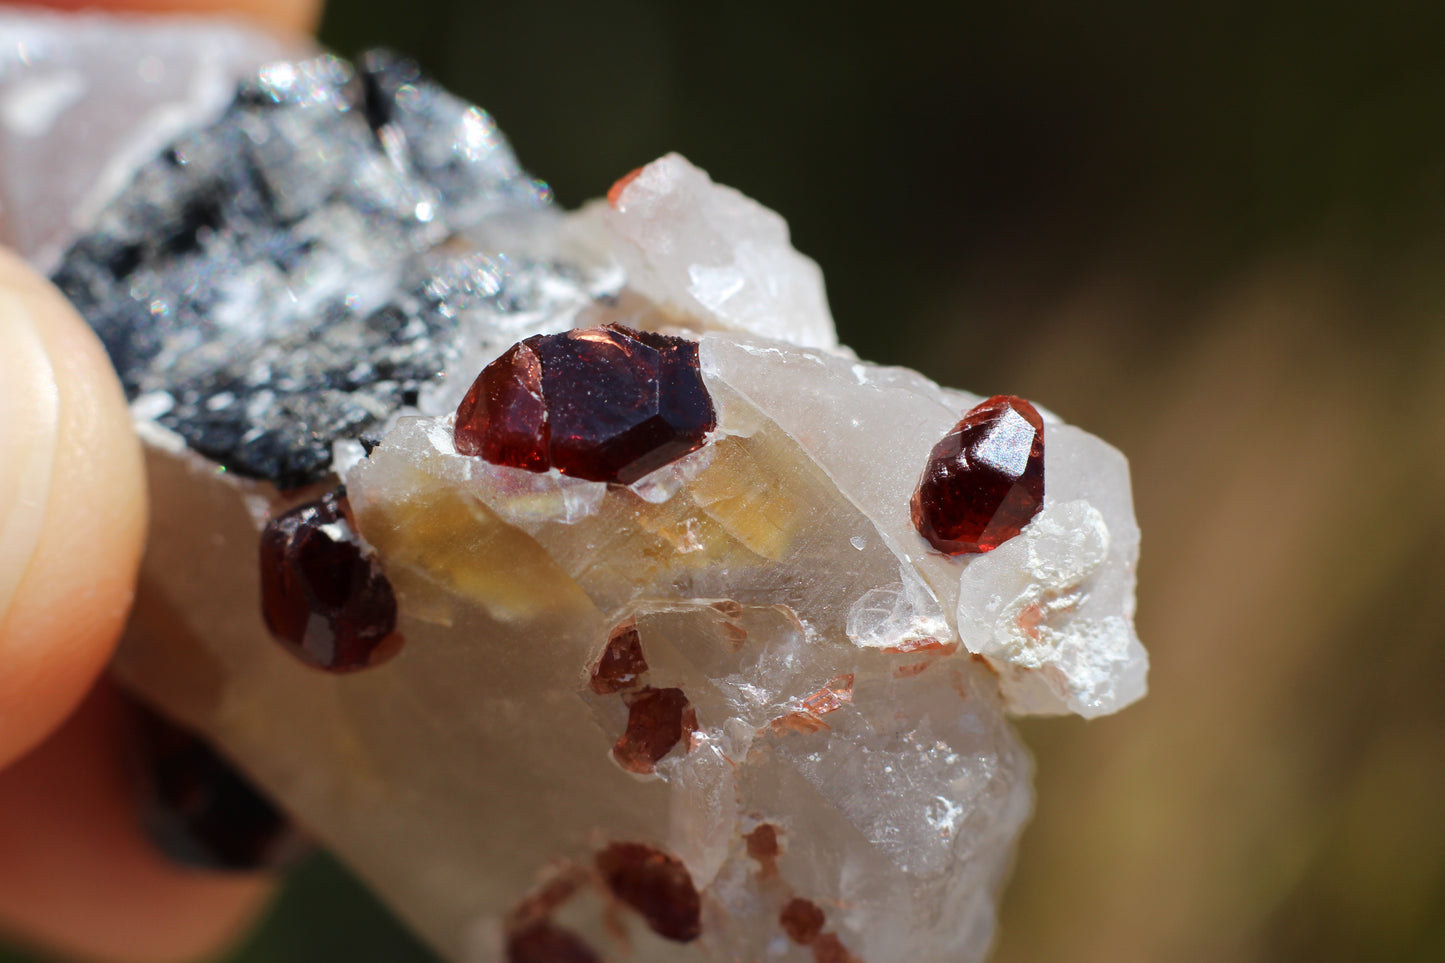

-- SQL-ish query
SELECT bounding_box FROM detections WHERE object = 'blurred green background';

[7,0,1445,960]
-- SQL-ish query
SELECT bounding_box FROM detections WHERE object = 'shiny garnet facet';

[911,394,1045,555]
[454,340,550,471]
[259,490,402,672]
[454,324,715,485]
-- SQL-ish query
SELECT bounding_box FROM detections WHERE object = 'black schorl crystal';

[52,50,598,490]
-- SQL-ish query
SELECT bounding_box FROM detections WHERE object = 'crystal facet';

[258,490,402,671]
[604,153,838,349]
[911,394,1046,555]
[589,619,649,694]
[454,324,716,484]
[612,687,698,774]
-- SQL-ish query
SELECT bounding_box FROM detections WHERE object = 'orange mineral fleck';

[607,166,646,208]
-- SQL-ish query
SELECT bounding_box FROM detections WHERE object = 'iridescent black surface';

[51,50,585,489]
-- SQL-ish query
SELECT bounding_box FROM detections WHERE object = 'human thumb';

[0,248,145,770]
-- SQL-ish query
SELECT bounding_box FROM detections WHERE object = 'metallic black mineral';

[51,50,600,490]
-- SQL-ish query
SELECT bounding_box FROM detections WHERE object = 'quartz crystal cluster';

[1,13,1147,963]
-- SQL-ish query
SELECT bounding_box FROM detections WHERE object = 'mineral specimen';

[46,41,558,489]
[258,489,402,672]
[911,395,1046,555]
[1,13,1149,963]
[454,324,716,484]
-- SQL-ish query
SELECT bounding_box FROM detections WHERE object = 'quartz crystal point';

[600,153,838,350]
[3,14,1149,962]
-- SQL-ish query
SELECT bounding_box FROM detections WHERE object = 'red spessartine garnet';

[911,395,1045,555]
[612,686,697,774]
[590,619,649,695]
[596,842,703,942]
[454,324,716,484]
[259,490,402,672]
[506,921,600,963]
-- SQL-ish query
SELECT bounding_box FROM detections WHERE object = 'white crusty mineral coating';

[3,16,1147,961]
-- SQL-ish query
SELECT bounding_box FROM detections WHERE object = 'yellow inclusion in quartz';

[686,434,807,562]
[354,460,596,625]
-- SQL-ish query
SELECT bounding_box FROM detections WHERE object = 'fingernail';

[0,286,60,624]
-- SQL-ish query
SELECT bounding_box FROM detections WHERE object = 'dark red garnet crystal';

[259,490,402,672]
[596,842,703,942]
[454,324,716,484]
[612,686,697,774]
[506,921,600,963]
[590,619,649,695]
[911,394,1045,555]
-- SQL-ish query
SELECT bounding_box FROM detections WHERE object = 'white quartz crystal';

[2,15,1146,962]
[600,153,839,350]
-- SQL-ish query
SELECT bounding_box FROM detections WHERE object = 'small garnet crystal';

[590,619,649,695]
[911,394,1045,555]
[505,921,599,963]
[612,686,697,774]
[596,842,703,942]
[780,897,827,945]
[454,324,715,484]
[259,490,402,672]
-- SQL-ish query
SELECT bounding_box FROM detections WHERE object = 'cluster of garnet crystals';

[254,347,1044,679]
[453,324,716,484]
[911,394,1046,555]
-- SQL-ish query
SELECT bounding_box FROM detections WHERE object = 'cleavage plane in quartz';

[453,324,717,485]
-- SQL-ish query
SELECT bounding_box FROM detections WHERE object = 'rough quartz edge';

[343,395,1036,961]
[957,425,1147,718]
[603,153,839,350]
[697,331,1148,719]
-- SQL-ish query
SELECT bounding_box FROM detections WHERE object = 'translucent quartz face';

[4,17,1147,963]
